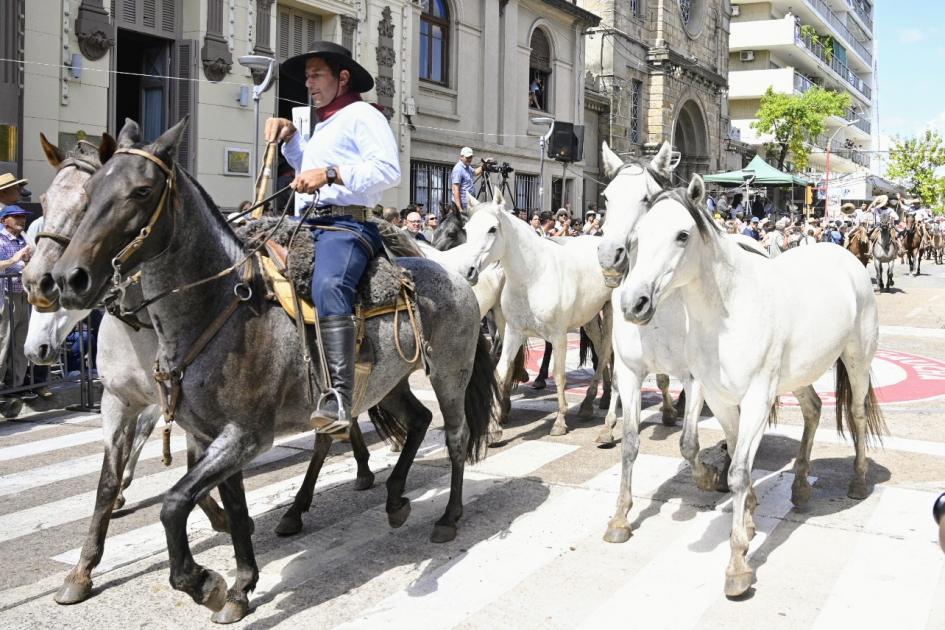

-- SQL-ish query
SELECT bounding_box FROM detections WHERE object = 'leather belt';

[311,204,369,221]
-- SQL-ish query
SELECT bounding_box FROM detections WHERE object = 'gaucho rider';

[265,42,400,440]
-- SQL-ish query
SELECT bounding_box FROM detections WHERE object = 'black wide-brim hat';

[282,41,374,94]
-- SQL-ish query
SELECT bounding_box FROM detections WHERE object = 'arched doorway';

[672,100,709,184]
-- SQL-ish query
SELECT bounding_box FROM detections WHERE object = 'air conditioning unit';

[731,5,740,16]
[740,50,755,62]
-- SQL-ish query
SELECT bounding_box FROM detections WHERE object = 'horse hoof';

[430,524,457,543]
[791,482,812,508]
[661,411,678,426]
[595,429,614,444]
[577,405,594,421]
[724,570,754,598]
[847,480,869,500]
[54,578,93,605]
[211,598,249,624]
[388,499,412,528]
[353,471,375,491]
[200,570,228,612]
[113,494,126,511]
[274,511,303,537]
[598,394,612,409]
[603,525,632,544]
[487,428,504,446]
[549,423,568,437]
[531,378,547,390]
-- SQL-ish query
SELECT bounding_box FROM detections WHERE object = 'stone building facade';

[581,0,737,204]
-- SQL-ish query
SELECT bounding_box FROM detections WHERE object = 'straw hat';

[840,202,856,214]
[0,173,27,192]
[867,195,888,211]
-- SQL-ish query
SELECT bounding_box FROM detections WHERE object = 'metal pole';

[824,147,831,221]
[252,95,260,186]
[538,137,546,214]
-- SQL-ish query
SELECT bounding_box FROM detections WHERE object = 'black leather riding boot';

[310,315,356,440]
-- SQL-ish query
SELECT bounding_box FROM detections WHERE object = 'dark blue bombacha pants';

[305,215,382,317]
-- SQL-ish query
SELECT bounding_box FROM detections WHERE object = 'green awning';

[703,155,809,187]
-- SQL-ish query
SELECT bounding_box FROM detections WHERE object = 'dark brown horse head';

[52,117,189,309]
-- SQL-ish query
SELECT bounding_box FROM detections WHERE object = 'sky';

[875,1,945,143]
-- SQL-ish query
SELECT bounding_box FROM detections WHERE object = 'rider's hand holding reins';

[264,117,297,143]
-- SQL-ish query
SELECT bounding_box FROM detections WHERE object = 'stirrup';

[311,388,351,441]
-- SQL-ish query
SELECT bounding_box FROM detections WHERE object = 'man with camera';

[451,147,484,212]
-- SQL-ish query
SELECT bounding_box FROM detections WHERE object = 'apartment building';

[727,0,874,206]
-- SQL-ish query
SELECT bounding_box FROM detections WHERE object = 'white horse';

[621,175,886,597]
[595,142,727,550]
[455,190,615,437]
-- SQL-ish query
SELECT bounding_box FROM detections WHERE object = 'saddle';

[237,218,426,412]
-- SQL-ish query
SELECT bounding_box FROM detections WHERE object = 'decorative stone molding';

[202,37,232,82]
[374,7,396,121]
[341,15,359,51]
[75,0,114,61]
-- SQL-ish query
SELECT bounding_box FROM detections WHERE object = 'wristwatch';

[325,166,337,186]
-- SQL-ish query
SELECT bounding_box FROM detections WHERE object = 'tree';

[751,86,850,171]
[886,130,945,211]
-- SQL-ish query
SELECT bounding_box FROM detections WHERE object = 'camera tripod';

[475,171,515,204]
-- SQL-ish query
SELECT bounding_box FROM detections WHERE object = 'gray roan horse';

[23,127,384,605]
[51,117,497,623]
[871,218,898,291]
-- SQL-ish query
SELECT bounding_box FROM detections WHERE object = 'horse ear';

[493,187,506,209]
[40,133,65,168]
[601,142,623,179]
[116,118,141,148]
[148,115,190,164]
[467,196,480,214]
[687,174,706,205]
[99,132,117,164]
[650,141,677,176]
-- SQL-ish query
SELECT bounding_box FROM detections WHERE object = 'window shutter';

[173,39,198,173]
[278,10,290,61]
[160,0,176,35]
[143,0,156,28]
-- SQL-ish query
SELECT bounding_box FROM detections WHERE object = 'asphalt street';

[0,257,943,629]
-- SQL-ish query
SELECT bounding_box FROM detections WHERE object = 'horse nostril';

[38,344,50,360]
[633,295,650,316]
[615,246,625,261]
[39,273,57,297]
[66,267,91,295]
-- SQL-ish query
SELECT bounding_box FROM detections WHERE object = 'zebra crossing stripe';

[52,428,446,571]
[0,412,100,438]
[0,434,189,498]
[577,467,801,630]
[811,486,945,630]
[0,428,105,462]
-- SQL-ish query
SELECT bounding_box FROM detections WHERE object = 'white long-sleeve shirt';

[281,101,400,209]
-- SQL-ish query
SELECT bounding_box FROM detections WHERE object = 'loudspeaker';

[547,122,585,163]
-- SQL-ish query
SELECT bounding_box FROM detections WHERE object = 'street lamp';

[532,116,555,214]
[237,55,278,185]
[823,118,861,221]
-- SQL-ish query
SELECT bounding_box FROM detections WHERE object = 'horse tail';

[464,332,500,463]
[579,327,592,367]
[834,360,888,448]
[367,405,408,447]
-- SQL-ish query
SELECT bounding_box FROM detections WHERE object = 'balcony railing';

[846,0,873,32]
[842,107,871,134]
[805,0,872,66]
[794,72,813,94]
[796,29,872,100]
[814,134,870,168]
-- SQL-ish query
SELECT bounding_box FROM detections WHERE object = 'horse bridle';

[34,154,101,248]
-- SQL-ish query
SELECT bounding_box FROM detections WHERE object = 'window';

[411,160,453,214]
[630,0,642,18]
[629,79,642,144]
[529,30,552,111]
[515,173,539,213]
[419,0,449,84]
[277,7,322,62]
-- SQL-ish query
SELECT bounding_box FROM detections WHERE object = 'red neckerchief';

[315,91,387,123]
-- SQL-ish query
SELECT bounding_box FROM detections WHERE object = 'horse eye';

[134,186,152,198]
[488,226,497,234]
[642,195,650,205]
[676,231,689,244]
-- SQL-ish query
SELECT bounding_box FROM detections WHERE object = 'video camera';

[482,158,514,177]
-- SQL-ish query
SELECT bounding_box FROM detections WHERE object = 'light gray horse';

[21,129,377,606]
[871,218,897,291]
[51,117,496,623]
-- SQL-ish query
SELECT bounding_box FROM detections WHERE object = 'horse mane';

[648,186,722,241]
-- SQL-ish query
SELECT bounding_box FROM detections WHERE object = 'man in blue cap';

[264,42,400,440]
[0,204,34,418]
